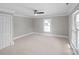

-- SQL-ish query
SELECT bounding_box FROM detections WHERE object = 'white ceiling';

[0,3,78,18]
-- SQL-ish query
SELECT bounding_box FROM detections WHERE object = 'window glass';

[44,19,50,32]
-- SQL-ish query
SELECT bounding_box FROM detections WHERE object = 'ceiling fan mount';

[66,3,69,5]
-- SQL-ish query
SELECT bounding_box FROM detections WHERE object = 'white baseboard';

[13,32,68,40]
[13,32,34,40]
[33,32,68,39]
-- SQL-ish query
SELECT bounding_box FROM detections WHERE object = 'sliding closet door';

[0,14,13,49]
[71,14,77,49]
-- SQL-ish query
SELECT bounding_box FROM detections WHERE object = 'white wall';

[13,16,69,38]
[32,16,69,36]
[13,16,33,37]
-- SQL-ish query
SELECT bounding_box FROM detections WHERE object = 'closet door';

[0,14,13,49]
[71,14,77,49]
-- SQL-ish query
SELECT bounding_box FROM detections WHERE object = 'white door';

[71,14,77,49]
[0,14,13,49]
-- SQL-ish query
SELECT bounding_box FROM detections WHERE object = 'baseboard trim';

[13,32,34,40]
[13,32,68,40]
[33,32,68,39]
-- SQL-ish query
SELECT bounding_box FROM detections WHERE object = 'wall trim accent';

[33,32,68,39]
[13,32,34,40]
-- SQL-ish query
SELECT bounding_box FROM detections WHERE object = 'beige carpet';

[0,34,73,55]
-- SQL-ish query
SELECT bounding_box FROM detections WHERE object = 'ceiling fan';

[66,3,69,5]
[34,10,44,15]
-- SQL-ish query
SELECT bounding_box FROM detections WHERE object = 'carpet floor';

[0,34,72,55]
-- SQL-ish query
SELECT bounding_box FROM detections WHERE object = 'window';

[76,13,79,49]
[71,14,77,48]
[76,13,79,30]
[44,19,50,32]
[72,11,79,51]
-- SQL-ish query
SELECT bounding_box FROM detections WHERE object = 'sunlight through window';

[44,19,50,32]
[76,13,79,49]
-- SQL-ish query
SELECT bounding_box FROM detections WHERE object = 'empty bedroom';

[0,3,79,55]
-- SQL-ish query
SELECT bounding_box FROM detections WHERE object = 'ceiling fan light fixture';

[37,12,44,14]
[34,10,44,16]
[66,3,69,5]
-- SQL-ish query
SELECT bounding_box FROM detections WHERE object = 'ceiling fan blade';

[37,12,44,14]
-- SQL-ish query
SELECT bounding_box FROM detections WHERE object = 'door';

[71,14,77,49]
[0,14,13,49]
